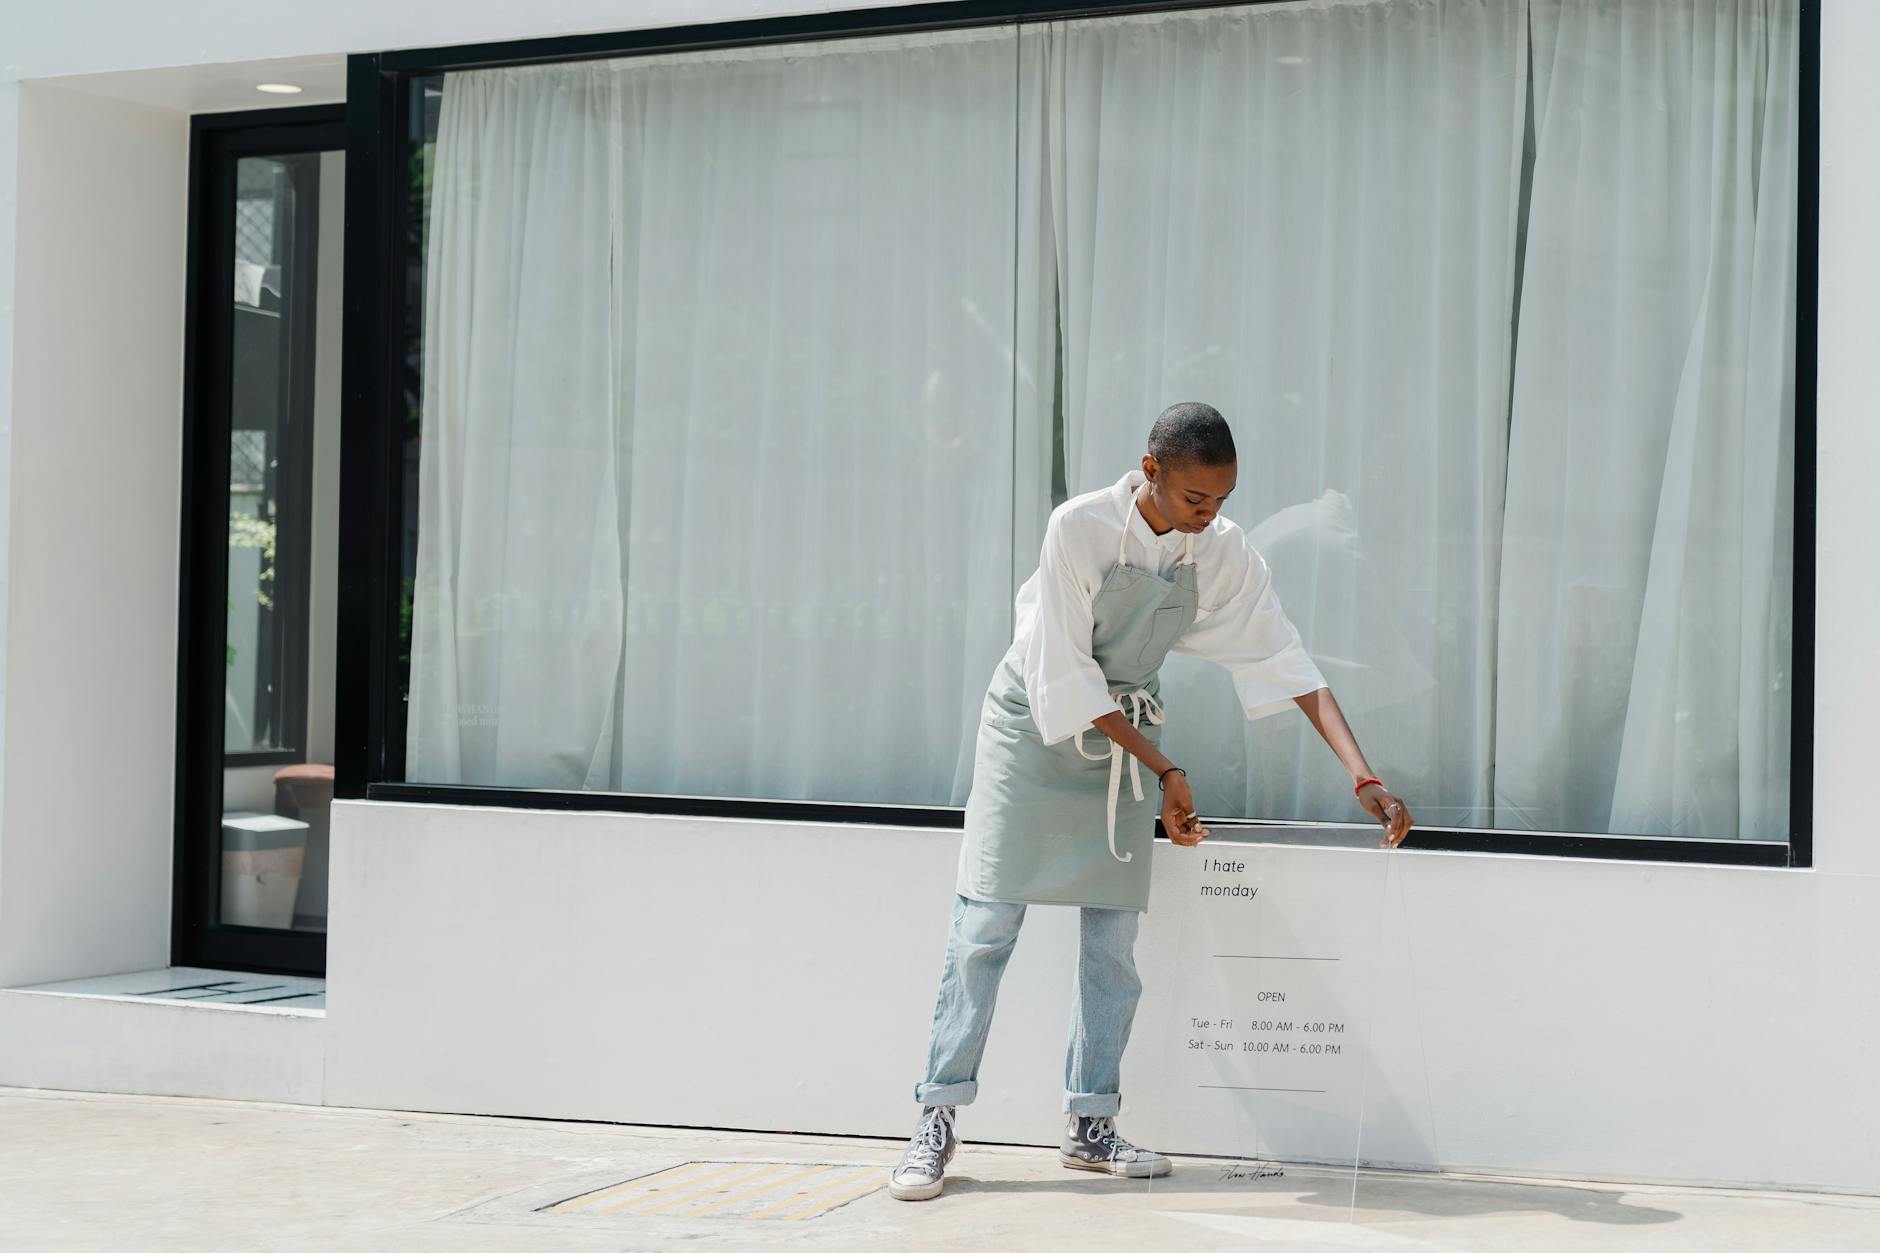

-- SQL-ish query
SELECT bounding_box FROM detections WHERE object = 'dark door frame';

[174,104,345,977]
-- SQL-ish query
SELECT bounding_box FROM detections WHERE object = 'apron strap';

[1073,688,1166,863]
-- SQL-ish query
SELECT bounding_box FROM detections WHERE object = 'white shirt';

[1014,470,1329,746]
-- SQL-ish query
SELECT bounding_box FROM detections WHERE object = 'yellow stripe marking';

[685,1162,829,1216]
[609,1161,773,1215]
[781,1171,886,1220]
[550,1161,712,1212]
[745,1166,879,1220]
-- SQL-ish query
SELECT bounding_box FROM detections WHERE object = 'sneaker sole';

[1058,1151,1173,1178]
[888,1176,945,1201]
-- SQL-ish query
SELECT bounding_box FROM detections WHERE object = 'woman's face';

[1146,457,1237,533]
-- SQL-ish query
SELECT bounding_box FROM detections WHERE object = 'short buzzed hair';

[1147,402,1236,469]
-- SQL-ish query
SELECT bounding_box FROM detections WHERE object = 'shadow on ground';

[945,1160,1684,1228]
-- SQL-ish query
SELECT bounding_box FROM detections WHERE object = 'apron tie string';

[1073,688,1166,863]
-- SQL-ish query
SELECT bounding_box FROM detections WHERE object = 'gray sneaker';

[1059,1114,1172,1178]
[889,1105,958,1201]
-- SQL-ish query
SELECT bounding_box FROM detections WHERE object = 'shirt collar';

[1115,470,1185,550]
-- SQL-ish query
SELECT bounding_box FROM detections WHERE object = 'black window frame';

[176,104,345,977]
[338,0,1819,871]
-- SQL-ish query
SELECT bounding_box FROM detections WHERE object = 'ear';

[1140,452,1158,483]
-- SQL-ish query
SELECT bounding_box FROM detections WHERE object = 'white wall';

[1,0,1876,1198]
[325,803,1880,1194]
[0,82,186,987]
[1811,1,1880,884]
[0,81,18,933]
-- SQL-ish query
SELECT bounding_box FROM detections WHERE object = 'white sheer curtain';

[407,0,1799,839]
[1034,0,1529,827]
[1494,0,1798,837]
[407,30,1024,803]
[407,63,623,790]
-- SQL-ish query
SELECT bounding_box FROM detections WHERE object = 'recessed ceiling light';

[256,83,303,95]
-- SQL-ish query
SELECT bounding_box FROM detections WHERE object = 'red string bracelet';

[1352,776,1383,798]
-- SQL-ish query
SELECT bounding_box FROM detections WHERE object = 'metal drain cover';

[542,1160,883,1221]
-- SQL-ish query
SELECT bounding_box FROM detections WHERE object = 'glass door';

[176,108,344,975]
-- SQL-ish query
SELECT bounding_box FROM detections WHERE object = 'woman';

[890,401,1413,1201]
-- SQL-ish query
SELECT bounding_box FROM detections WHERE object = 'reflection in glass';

[226,156,313,755]
[217,150,340,931]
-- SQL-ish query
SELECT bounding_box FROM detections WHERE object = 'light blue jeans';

[914,893,1143,1117]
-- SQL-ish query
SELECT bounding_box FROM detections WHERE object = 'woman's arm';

[1092,711,1209,847]
[1292,687,1413,846]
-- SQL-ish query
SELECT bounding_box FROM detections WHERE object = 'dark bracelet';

[1157,766,1186,791]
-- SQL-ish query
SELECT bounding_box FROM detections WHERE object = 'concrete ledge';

[0,987,324,1105]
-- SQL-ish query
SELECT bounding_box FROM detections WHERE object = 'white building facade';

[1,0,1873,1198]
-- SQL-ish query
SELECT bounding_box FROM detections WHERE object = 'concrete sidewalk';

[1,1086,1874,1252]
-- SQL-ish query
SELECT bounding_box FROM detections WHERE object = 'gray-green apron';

[956,506,1201,912]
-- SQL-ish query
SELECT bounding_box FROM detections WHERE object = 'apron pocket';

[1137,604,1188,666]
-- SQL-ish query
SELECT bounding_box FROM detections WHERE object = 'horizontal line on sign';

[1199,1085,1327,1094]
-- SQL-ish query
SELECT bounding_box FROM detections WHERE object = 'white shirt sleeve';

[1173,530,1328,721]
[1022,514,1120,746]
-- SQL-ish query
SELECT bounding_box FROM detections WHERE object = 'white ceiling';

[39,53,348,113]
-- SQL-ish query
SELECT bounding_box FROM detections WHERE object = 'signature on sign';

[1218,1162,1286,1182]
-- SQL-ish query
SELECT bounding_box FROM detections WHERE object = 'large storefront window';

[385,0,1801,844]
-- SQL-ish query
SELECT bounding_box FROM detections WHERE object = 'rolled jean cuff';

[1063,1090,1122,1116]
[916,1080,977,1108]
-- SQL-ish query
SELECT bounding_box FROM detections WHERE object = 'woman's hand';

[1291,689,1412,848]
[1161,772,1210,847]
[1358,782,1413,847]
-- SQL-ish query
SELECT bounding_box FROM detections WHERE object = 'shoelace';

[904,1109,952,1171]
[1084,1116,1147,1162]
